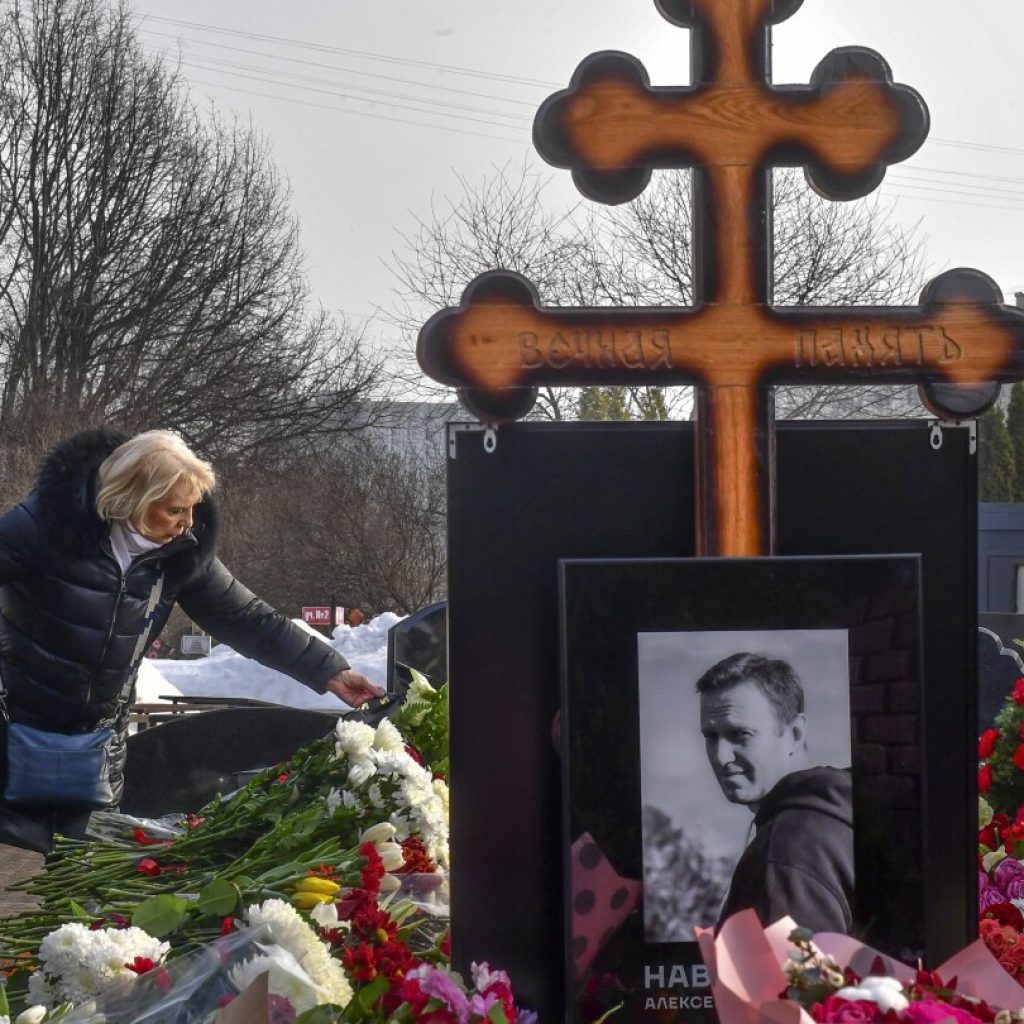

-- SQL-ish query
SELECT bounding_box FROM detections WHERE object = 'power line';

[183,77,524,146]
[138,14,560,90]
[139,28,541,109]
[159,51,534,127]
[174,57,533,133]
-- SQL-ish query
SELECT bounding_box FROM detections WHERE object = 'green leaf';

[354,974,389,1012]
[0,984,9,1015]
[132,894,190,937]
[68,899,91,919]
[255,860,307,883]
[197,877,238,917]
[295,1005,346,1023]
[488,1004,510,1024]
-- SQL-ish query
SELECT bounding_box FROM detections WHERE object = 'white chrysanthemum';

[334,719,374,760]
[25,974,53,1011]
[244,900,352,1009]
[366,783,385,808]
[432,778,449,818]
[373,718,405,753]
[32,923,168,1008]
[325,787,342,814]
[341,790,361,810]
[347,757,377,787]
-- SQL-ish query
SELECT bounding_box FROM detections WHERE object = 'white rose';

[377,842,405,872]
[15,1008,48,1024]
[360,822,398,845]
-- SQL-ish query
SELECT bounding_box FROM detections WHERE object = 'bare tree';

[213,440,447,618]
[0,0,385,483]
[386,162,927,421]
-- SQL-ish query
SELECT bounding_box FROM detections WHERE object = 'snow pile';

[136,613,402,710]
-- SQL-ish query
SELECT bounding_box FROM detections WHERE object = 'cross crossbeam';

[417,0,1024,555]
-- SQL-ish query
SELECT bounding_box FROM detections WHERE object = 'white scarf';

[108,520,163,573]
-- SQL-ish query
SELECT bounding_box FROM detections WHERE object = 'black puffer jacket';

[0,429,350,801]
[716,766,854,934]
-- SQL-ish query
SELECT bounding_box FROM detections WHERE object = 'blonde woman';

[0,429,383,851]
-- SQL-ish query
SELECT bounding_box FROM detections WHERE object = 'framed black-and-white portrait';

[558,555,930,1024]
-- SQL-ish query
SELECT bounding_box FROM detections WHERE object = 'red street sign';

[301,606,332,625]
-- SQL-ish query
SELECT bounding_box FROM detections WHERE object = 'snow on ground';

[135,613,402,710]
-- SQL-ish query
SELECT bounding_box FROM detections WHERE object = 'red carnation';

[133,828,168,847]
[125,956,156,975]
[136,857,162,877]
[359,842,385,895]
[980,764,993,793]
[980,729,1001,759]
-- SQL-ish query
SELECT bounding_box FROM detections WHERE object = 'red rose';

[1013,745,1024,772]
[136,857,161,877]
[981,729,1002,759]
[1014,679,1024,705]
[982,902,1024,928]
[980,764,993,793]
[980,825,998,849]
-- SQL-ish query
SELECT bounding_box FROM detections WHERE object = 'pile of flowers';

[977,677,1024,982]
[697,910,1024,1024]
[978,679,1024,819]
[0,679,536,1022]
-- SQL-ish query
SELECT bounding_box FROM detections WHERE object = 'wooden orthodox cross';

[417,0,1024,557]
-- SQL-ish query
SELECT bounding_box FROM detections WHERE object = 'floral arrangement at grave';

[0,678,535,1022]
[697,909,1024,1024]
[977,678,1024,820]
[976,676,1024,981]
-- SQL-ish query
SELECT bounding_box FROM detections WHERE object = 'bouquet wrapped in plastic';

[696,910,1024,1024]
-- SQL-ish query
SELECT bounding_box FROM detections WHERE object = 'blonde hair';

[96,430,215,523]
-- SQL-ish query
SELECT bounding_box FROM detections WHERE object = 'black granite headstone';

[978,623,1024,731]
[387,601,447,690]
[123,700,406,817]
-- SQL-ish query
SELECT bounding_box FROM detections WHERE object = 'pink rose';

[904,1001,984,1024]
[1004,876,1024,901]
[812,997,880,1023]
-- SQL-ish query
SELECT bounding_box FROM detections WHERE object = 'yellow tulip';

[295,876,341,897]
[291,891,333,910]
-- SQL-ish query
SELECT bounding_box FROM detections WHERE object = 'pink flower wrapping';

[695,910,1024,1024]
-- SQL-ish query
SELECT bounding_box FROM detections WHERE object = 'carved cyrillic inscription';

[795,326,962,369]
[518,329,672,371]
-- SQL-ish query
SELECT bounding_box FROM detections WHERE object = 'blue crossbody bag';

[1,571,164,808]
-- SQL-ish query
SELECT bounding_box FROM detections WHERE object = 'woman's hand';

[324,669,385,707]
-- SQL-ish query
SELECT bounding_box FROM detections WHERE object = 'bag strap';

[121,570,166,706]
[0,570,165,727]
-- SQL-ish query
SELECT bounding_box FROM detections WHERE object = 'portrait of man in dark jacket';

[697,651,854,934]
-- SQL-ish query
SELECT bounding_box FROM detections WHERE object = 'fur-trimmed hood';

[29,428,218,588]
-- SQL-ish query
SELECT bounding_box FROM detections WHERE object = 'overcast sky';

[128,0,1024,354]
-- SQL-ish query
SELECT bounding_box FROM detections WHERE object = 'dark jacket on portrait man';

[716,765,854,935]
[0,429,350,816]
